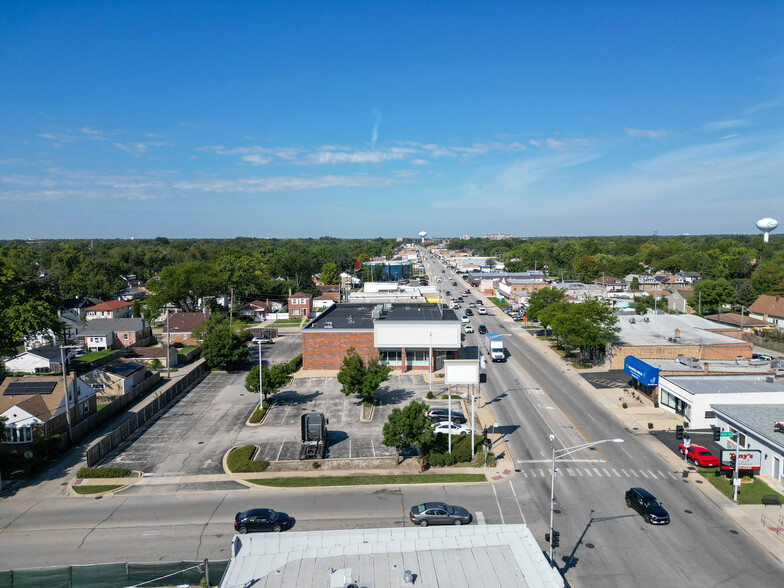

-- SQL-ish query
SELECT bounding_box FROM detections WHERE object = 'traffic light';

[676,425,684,440]
[713,428,721,442]
[552,530,560,548]
[729,454,736,469]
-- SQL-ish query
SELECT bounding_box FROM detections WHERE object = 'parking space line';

[593,468,602,477]
[371,439,376,458]
[275,442,285,462]
[538,469,544,477]
[567,469,576,477]
[621,469,630,477]
[669,472,679,480]
[647,470,658,479]
[640,470,649,479]
[628,469,638,477]
[583,468,593,477]
[602,468,611,477]
[575,469,583,477]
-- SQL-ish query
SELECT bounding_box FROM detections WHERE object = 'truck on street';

[485,333,505,362]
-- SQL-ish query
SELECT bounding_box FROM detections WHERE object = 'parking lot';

[252,374,433,461]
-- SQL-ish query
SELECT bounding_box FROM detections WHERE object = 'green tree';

[382,401,435,464]
[526,287,567,327]
[147,261,221,312]
[574,255,601,282]
[692,279,735,313]
[245,364,261,394]
[734,282,758,309]
[550,298,620,361]
[337,348,391,405]
[539,300,572,339]
[196,315,249,368]
[320,262,341,285]
[751,264,784,296]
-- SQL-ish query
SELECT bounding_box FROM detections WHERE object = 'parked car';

[752,353,773,361]
[427,408,466,424]
[433,422,472,435]
[478,307,487,315]
[251,337,273,345]
[464,324,474,333]
[234,508,291,533]
[625,488,670,525]
[478,324,487,334]
[678,443,719,467]
[409,502,472,527]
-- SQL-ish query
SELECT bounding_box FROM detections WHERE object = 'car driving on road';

[625,488,670,525]
[409,502,472,526]
[235,508,291,533]
[678,443,719,467]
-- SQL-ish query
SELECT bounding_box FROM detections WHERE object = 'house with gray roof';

[4,345,76,375]
[711,404,784,485]
[81,318,152,351]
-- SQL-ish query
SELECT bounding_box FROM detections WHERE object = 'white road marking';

[492,484,505,525]
[612,469,621,477]
[522,470,528,477]
[517,459,605,463]
[628,469,638,477]
[602,468,611,477]
[508,480,527,525]
[621,446,633,459]
[275,442,285,461]
[538,469,545,477]
[476,511,486,525]
[585,411,597,422]
[583,468,593,477]
[593,468,602,477]
[567,468,576,476]
[647,470,658,479]
[371,439,376,458]
[640,470,649,479]
[669,472,679,480]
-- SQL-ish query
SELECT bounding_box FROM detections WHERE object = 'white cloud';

[240,154,274,165]
[545,137,599,150]
[704,119,746,130]
[113,141,171,155]
[307,150,409,164]
[174,174,395,193]
[80,126,103,135]
[625,127,670,139]
[411,159,430,165]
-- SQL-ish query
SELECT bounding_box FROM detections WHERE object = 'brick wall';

[609,342,753,369]
[302,331,376,370]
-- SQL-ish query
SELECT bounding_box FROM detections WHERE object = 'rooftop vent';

[324,322,333,329]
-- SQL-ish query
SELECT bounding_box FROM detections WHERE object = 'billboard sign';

[720,449,761,471]
[624,356,659,387]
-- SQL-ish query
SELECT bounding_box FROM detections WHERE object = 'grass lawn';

[72,349,116,363]
[249,473,487,487]
[271,319,303,326]
[178,345,199,353]
[73,484,122,495]
[487,297,508,309]
[697,468,784,505]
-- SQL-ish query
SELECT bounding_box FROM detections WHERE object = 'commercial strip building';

[658,375,784,429]
[362,260,413,281]
[220,524,563,588]
[608,314,753,369]
[711,404,784,485]
[301,302,461,371]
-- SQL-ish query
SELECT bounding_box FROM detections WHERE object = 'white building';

[4,346,75,375]
[658,375,784,429]
[711,404,784,485]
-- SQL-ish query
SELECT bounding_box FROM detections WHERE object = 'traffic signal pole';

[733,434,740,503]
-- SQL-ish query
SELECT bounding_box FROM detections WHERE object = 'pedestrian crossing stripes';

[517,467,682,481]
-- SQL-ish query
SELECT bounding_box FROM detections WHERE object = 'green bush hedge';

[249,405,266,424]
[427,435,482,467]
[77,467,133,479]
[227,445,270,473]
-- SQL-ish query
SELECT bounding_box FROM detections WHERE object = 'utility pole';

[733,433,740,503]
[166,308,171,379]
[229,287,234,328]
[59,344,82,442]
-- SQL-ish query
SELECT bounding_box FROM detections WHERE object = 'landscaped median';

[70,467,142,496]
[247,473,486,488]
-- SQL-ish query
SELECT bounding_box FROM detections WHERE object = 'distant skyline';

[1,2,782,239]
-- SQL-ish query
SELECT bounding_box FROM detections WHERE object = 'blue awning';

[624,356,659,387]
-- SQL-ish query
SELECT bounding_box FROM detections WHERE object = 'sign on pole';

[720,449,761,471]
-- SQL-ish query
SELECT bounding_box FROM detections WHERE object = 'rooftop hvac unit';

[383,303,392,312]
[324,322,333,329]
[766,376,775,383]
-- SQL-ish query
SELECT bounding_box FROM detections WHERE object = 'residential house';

[84,300,134,321]
[496,276,551,302]
[59,297,102,320]
[117,286,147,302]
[288,291,313,320]
[239,300,271,321]
[316,284,341,302]
[312,295,337,312]
[748,295,784,328]
[124,345,178,368]
[23,329,62,351]
[594,276,628,293]
[81,360,149,400]
[667,287,695,314]
[4,346,76,375]
[82,318,152,351]
[0,375,97,445]
[160,311,208,344]
[552,282,605,301]
[678,272,701,285]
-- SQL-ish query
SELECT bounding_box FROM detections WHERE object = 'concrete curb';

[69,470,143,498]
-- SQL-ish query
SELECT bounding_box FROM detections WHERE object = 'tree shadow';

[375,386,415,406]
[272,390,321,407]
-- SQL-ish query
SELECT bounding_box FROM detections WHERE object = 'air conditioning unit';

[324,322,333,329]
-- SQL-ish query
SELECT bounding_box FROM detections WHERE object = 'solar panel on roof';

[104,362,143,377]
[4,381,57,395]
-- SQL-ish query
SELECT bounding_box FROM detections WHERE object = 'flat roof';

[663,375,784,395]
[220,524,563,588]
[711,404,784,451]
[616,314,745,347]
[305,303,459,331]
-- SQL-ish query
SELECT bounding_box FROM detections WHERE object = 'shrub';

[227,445,270,473]
[427,435,481,466]
[426,391,434,399]
[32,434,62,461]
[261,399,271,409]
[77,467,132,479]
[249,405,265,424]
[471,451,497,468]
[287,354,303,372]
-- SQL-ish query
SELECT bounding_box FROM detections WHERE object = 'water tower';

[757,218,778,243]
[419,230,427,244]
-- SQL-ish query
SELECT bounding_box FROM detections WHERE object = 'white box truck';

[485,333,505,362]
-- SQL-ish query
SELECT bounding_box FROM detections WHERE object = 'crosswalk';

[516,466,682,481]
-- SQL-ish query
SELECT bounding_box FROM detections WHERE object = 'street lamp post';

[548,436,624,563]
[429,331,433,395]
[257,340,264,403]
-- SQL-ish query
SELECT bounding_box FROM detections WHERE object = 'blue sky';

[1,1,782,239]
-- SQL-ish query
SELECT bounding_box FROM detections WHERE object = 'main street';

[0,256,781,587]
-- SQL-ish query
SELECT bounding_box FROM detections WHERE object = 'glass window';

[406,350,429,366]
[379,350,401,366]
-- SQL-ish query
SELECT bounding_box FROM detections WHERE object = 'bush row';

[427,435,482,467]
[227,445,270,473]
[77,467,133,478]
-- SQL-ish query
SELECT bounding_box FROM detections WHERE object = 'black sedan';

[427,408,467,424]
[234,508,291,533]
[410,502,472,526]
[625,488,670,525]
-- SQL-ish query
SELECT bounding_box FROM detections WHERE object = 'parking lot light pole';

[548,436,624,563]
[429,331,432,395]
[258,340,263,403]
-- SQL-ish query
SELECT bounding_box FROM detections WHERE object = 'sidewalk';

[508,321,784,562]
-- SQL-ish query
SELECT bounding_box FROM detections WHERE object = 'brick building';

[288,291,313,320]
[302,302,461,371]
[160,311,208,345]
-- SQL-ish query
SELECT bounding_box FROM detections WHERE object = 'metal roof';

[664,375,784,395]
[103,361,145,378]
[711,404,784,451]
[220,524,563,588]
